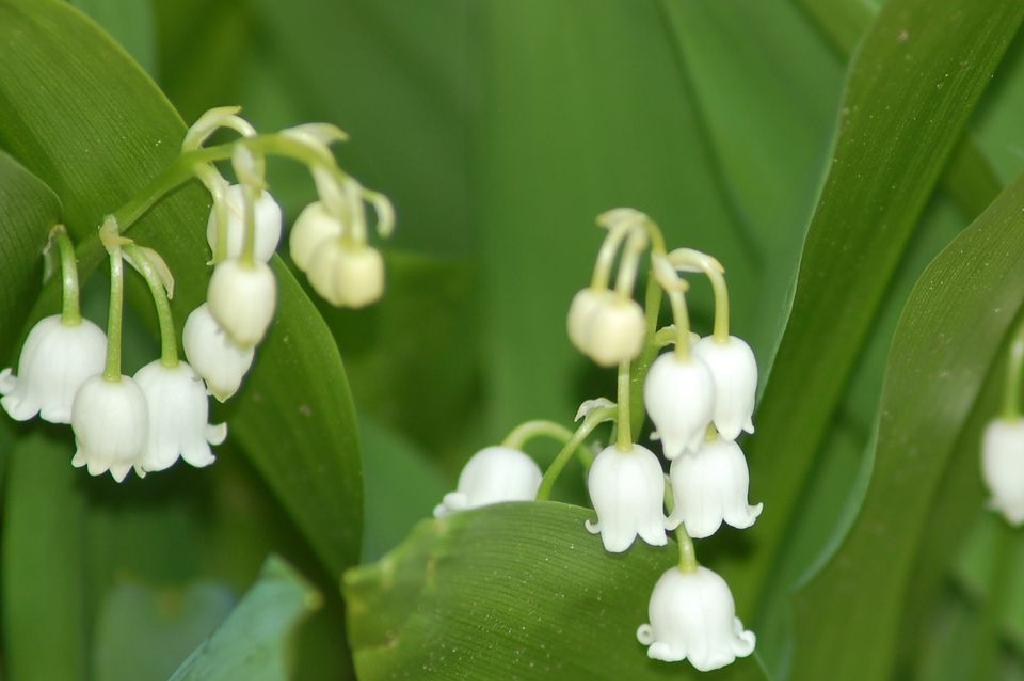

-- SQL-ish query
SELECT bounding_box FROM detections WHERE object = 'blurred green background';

[3,0,1024,680]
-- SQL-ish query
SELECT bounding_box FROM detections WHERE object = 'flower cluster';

[433,209,760,672]
[0,107,393,482]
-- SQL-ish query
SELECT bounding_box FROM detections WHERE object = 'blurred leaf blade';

[792,172,1024,680]
[70,0,158,76]
[736,0,1024,615]
[2,430,89,681]
[345,502,764,680]
[0,0,363,574]
[168,557,320,681]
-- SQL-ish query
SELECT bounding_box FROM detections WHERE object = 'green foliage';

[1,0,1024,679]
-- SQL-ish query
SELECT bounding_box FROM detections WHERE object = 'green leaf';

[0,150,62,358]
[94,580,236,681]
[1,429,88,681]
[0,0,363,574]
[791,173,1024,680]
[167,557,321,681]
[733,0,1024,616]
[345,502,764,680]
[70,0,158,76]
[359,415,450,561]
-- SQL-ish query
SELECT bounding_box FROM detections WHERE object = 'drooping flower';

[644,352,715,458]
[583,296,646,367]
[0,315,107,424]
[70,374,148,482]
[133,360,227,472]
[182,304,255,402]
[206,259,277,347]
[206,184,283,263]
[666,437,762,538]
[305,241,385,308]
[637,566,755,671]
[434,446,543,517]
[289,201,342,273]
[586,444,667,552]
[567,288,611,354]
[693,335,757,440]
[981,418,1024,525]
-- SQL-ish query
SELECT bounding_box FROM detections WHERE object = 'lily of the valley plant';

[434,208,761,672]
[0,106,394,481]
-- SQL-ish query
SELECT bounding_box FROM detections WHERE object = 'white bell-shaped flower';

[666,437,762,538]
[434,446,542,517]
[637,566,755,671]
[182,304,255,402]
[70,375,148,482]
[586,444,667,552]
[206,184,282,262]
[644,352,715,458]
[133,360,228,472]
[693,336,757,440]
[566,288,611,354]
[0,315,107,424]
[306,241,385,308]
[585,297,645,367]
[982,418,1024,525]
[207,259,277,347]
[289,201,342,273]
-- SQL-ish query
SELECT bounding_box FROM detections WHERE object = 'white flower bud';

[207,259,277,347]
[694,335,757,440]
[584,297,645,367]
[585,444,667,552]
[70,375,148,482]
[637,566,755,671]
[982,418,1024,525]
[207,185,282,263]
[643,352,715,458]
[434,446,542,517]
[182,304,255,402]
[666,437,762,538]
[0,315,107,424]
[306,241,385,309]
[566,288,611,354]
[133,360,227,472]
[289,201,342,273]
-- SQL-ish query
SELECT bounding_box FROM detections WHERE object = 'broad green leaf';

[0,0,363,574]
[0,151,62,359]
[167,557,320,681]
[345,503,763,680]
[791,173,1024,680]
[359,415,450,561]
[659,0,844,363]
[94,580,236,681]
[733,0,1024,618]
[70,0,157,76]
[1,430,88,681]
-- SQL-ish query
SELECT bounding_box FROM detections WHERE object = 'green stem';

[705,264,730,341]
[667,289,692,360]
[124,245,178,368]
[590,221,634,291]
[1003,318,1024,419]
[976,521,1014,681]
[537,406,616,500]
[616,360,632,451]
[663,479,698,573]
[111,133,347,238]
[502,420,575,451]
[51,225,81,325]
[103,240,124,382]
[628,273,663,436]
